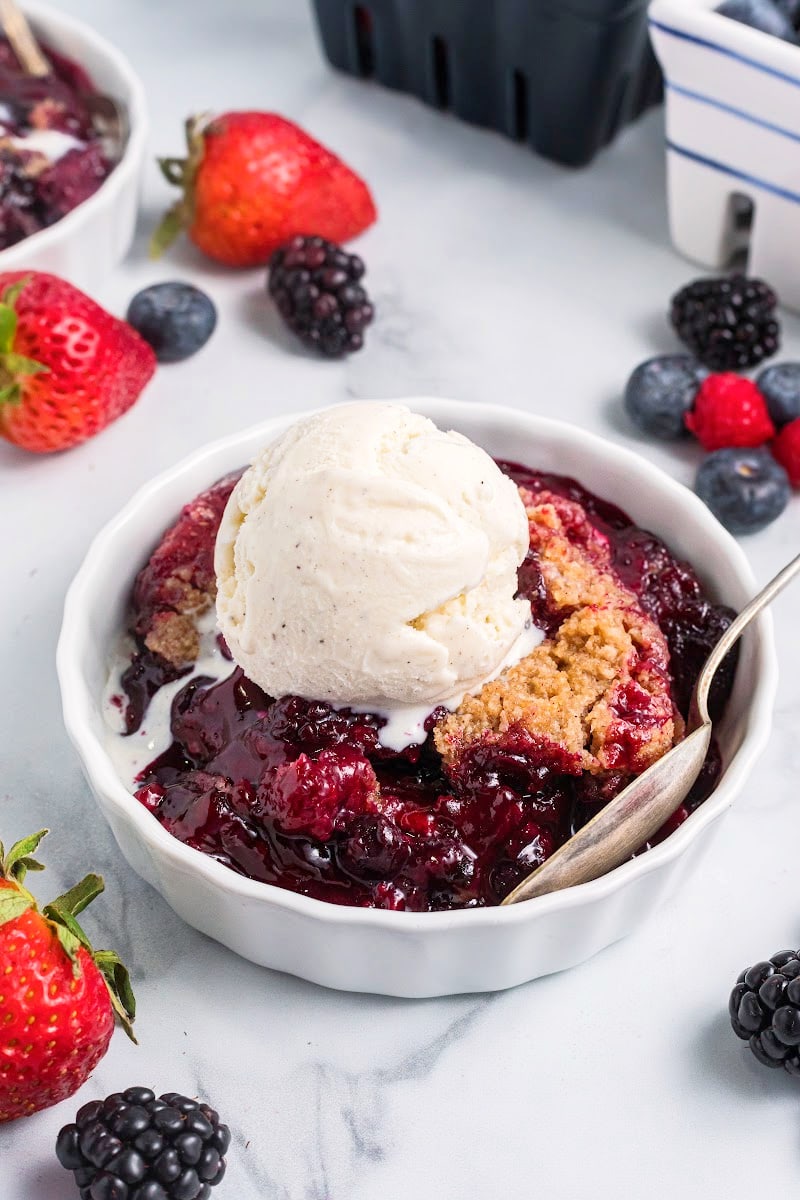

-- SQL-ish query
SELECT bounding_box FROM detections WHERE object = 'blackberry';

[56,1087,230,1200]
[729,951,800,1074]
[670,274,780,370]
[267,234,374,357]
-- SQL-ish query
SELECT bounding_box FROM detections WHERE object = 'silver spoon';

[0,0,126,160]
[502,549,800,906]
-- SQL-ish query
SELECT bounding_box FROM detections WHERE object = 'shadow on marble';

[630,307,678,353]
[688,1010,800,1104]
[599,393,703,475]
[21,1155,73,1200]
[237,284,315,358]
[0,440,55,473]
[129,203,240,281]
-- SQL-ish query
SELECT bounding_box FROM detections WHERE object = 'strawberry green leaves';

[0,828,49,926]
[151,114,210,258]
[0,830,137,1041]
[0,890,34,926]
[0,827,48,885]
[94,950,137,1042]
[0,278,48,407]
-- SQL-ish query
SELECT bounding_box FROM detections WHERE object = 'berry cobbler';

[104,406,737,911]
[0,37,113,250]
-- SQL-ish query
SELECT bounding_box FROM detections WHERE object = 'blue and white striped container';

[649,0,800,311]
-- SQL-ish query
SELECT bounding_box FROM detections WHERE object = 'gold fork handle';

[0,0,50,76]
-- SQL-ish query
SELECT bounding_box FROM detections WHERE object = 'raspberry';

[256,747,379,840]
[772,417,800,486]
[685,373,775,450]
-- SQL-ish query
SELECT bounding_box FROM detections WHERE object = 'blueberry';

[773,0,800,26]
[755,361,800,426]
[624,354,707,439]
[126,282,217,363]
[715,0,797,40]
[695,448,790,533]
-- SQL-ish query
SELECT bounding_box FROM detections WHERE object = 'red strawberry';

[0,272,157,454]
[151,112,377,268]
[0,830,135,1123]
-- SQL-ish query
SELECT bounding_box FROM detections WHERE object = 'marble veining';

[3,0,800,1197]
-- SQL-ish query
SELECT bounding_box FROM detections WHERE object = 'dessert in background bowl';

[0,35,111,249]
[0,2,146,291]
[57,400,777,996]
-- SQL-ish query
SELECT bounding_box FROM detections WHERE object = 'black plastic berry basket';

[311,0,662,167]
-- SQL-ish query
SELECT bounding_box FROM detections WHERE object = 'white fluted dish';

[57,400,777,997]
[0,2,147,290]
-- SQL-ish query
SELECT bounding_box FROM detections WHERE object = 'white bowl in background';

[0,2,147,291]
[650,0,800,311]
[57,400,777,997]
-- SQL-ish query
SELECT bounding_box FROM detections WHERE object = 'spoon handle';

[0,0,49,76]
[692,549,800,728]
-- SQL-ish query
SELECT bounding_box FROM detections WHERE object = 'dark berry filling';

[0,37,112,250]
[120,462,736,912]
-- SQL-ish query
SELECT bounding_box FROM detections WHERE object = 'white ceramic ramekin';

[57,400,777,997]
[649,0,800,311]
[0,2,147,291]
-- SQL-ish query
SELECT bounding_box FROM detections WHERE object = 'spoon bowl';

[503,549,800,905]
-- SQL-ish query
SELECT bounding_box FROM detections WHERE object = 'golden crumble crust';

[434,489,678,776]
[132,475,237,669]
[140,570,212,667]
[144,611,201,667]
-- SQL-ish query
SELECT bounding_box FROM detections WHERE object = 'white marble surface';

[2,1,800,1196]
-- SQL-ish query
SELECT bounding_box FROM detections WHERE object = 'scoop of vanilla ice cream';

[214,403,531,710]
